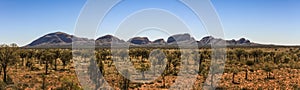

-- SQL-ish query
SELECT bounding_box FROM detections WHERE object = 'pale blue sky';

[0,0,300,46]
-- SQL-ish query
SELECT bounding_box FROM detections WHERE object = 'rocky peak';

[128,37,151,45]
[27,32,73,46]
[25,32,92,48]
[152,39,166,45]
[199,36,215,44]
[237,38,250,44]
[96,35,124,43]
[167,33,195,43]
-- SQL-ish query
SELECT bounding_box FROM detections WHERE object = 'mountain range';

[25,32,261,48]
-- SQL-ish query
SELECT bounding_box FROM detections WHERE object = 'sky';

[0,0,300,46]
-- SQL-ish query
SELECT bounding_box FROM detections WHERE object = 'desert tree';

[227,51,235,61]
[251,49,263,63]
[56,76,81,90]
[96,49,109,60]
[24,49,35,68]
[150,54,159,76]
[96,55,105,76]
[191,51,204,75]
[95,50,106,76]
[40,50,55,75]
[274,53,284,64]
[171,58,181,75]
[291,54,298,62]
[208,62,223,89]
[41,74,47,90]
[19,49,27,67]
[269,52,276,62]
[60,49,72,70]
[137,62,150,80]
[130,48,150,62]
[28,49,35,59]
[202,50,211,60]
[231,68,238,84]
[97,49,112,66]
[118,49,128,60]
[235,49,246,61]
[166,51,181,75]
[120,69,130,90]
[0,43,18,84]
[245,51,250,61]
[88,57,102,89]
[149,50,165,76]
[166,53,174,75]
[297,53,300,61]
[129,49,138,59]
[53,49,61,71]
[161,69,168,88]
[245,60,254,80]
[263,63,273,79]
[198,54,204,74]
[174,50,181,58]
[140,49,150,61]
[95,51,101,61]
[34,50,44,66]
[81,50,93,61]
[20,50,35,72]
[283,56,291,63]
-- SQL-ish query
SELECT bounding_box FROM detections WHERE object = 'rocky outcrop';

[167,33,196,43]
[152,39,166,45]
[25,31,261,48]
[128,37,151,45]
[198,36,255,46]
[26,32,90,47]
[95,35,125,46]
